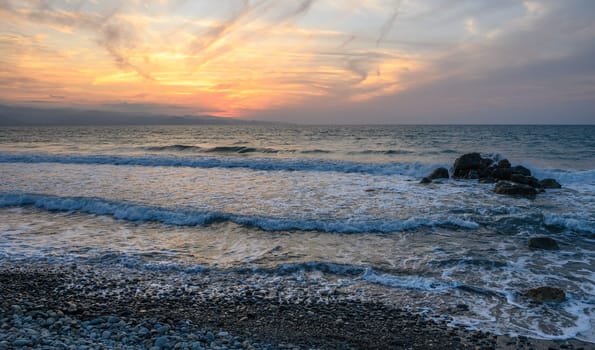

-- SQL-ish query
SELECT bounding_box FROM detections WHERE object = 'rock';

[452,153,483,178]
[480,157,494,169]
[510,174,541,188]
[205,332,214,342]
[420,177,432,184]
[493,181,537,198]
[491,167,512,181]
[190,342,203,350]
[428,167,449,180]
[467,170,479,179]
[528,237,559,250]
[455,304,469,311]
[101,330,112,339]
[497,159,511,168]
[13,338,31,347]
[89,318,103,326]
[452,153,496,179]
[524,286,566,303]
[511,165,531,177]
[540,178,561,189]
[155,336,170,349]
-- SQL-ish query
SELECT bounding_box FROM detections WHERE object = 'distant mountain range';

[0,105,272,126]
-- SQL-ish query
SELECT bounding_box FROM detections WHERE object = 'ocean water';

[0,125,594,342]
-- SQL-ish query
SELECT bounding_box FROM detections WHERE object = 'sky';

[0,0,594,124]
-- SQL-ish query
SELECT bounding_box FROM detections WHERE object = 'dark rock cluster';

[524,286,566,303]
[422,153,562,199]
[420,167,450,184]
[420,154,569,306]
[528,236,560,250]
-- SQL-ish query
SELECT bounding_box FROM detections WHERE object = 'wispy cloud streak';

[1,1,154,80]
[376,0,402,46]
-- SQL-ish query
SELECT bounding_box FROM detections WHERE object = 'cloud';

[1,0,593,122]
[465,18,476,34]
[376,0,401,46]
[97,19,155,80]
[185,0,317,71]
[245,1,595,124]
[337,34,355,49]
[1,1,154,80]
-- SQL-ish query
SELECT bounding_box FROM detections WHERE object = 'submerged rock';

[428,167,449,180]
[493,181,537,198]
[524,286,566,303]
[528,237,560,250]
[540,178,562,189]
[420,177,432,184]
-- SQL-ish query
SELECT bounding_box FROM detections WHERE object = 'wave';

[205,146,280,154]
[145,144,281,154]
[543,213,595,234]
[532,168,595,185]
[0,152,443,176]
[4,152,592,183]
[0,249,470,294]
[429,258,508,269]
[361,269,459,291]
[147,144,334,155]
[0,192,480,233]
[145,144,203,152]
[427,149,459,155]
[348,149,414,155]
[300,149,332,154]
[241,262,471,293]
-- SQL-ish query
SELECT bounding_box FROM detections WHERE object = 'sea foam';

[0,192,480,233]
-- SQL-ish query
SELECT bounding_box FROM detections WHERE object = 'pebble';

[155,335,169,348]
[1,260,589,350]
[101,330,111,339]
[0,306,273,350]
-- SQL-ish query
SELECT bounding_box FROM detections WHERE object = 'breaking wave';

[0,192,480,233]
[0,152,442,177]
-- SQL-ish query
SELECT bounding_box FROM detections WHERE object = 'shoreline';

[0,261,591,349]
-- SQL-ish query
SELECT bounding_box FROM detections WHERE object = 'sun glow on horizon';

[1,1,593,123]
[0,1,425,117]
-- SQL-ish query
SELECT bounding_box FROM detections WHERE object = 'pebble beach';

[1,260,591,350]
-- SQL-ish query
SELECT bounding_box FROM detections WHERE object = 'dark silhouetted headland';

[0,105,273,126]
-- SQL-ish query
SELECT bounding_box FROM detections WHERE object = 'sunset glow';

[1,1,594,123]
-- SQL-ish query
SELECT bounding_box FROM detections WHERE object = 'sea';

[0,124,593,342]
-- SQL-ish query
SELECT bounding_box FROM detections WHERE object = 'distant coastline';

[0,105,276,126]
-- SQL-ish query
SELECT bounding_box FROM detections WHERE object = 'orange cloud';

[0,1,424,116]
